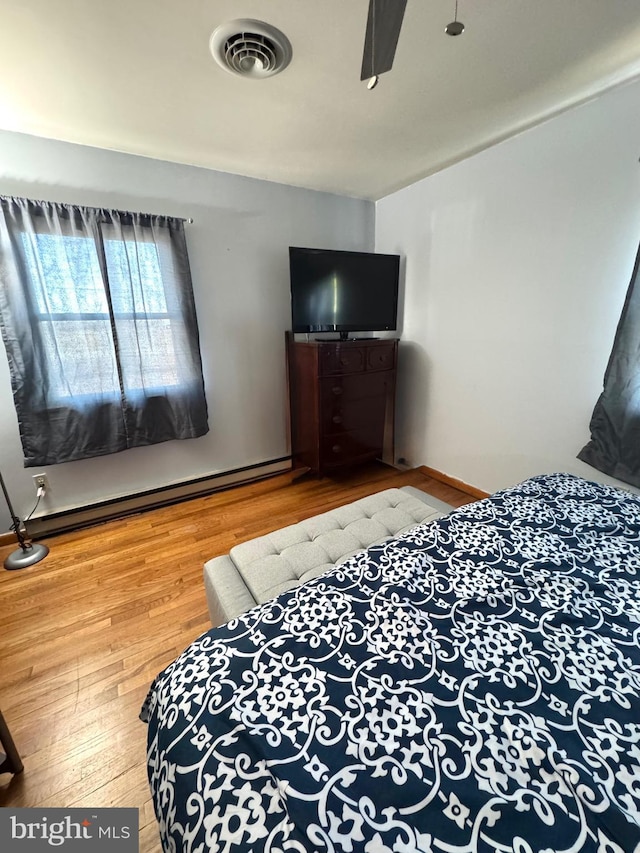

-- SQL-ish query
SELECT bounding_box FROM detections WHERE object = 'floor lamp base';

[4,542,49,571]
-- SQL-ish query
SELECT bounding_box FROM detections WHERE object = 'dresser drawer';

[321,374,390,435]
[321,428,384,467]
[319,345,366,376]
[320,371,390,404]
[366,342,396,371]
[320,399,382,435]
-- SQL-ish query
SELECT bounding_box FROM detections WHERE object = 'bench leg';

[0,710,23,774]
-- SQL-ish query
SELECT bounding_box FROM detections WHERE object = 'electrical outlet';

[32,473,49,495]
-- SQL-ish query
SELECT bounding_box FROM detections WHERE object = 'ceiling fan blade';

[360,0,408,81]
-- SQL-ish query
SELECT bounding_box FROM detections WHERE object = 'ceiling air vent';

[209,19,292,79]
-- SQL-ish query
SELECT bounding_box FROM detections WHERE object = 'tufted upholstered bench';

[203,486,452,626]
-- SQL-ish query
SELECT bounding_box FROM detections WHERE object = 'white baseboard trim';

[27,457,292,539]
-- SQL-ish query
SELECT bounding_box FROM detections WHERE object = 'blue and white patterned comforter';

[142,474,640,852]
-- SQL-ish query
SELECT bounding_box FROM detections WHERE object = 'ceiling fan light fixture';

[445,20,465,36]
[445,0,465,36]
[209,19,292,78]
[367,75,379,90]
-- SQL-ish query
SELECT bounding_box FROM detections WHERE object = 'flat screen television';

[289,247,399,339]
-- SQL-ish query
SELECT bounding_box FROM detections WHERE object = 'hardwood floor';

[0,463,476,852]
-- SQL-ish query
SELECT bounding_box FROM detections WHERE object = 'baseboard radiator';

[26,457,292,539]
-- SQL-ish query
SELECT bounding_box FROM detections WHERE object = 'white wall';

[0,131,373,528]
[377,77,640,494]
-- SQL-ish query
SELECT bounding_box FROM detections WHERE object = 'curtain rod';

[0,195,193,224]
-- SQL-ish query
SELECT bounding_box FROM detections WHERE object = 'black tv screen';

[289,247,399,335]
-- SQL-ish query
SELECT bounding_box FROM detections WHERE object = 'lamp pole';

[0,470,48,571]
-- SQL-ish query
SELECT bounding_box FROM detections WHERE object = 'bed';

[141,473,640,852]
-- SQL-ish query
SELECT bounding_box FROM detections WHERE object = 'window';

[0,197,208,466]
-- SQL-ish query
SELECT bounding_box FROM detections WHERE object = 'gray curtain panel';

[578,241,640,487]
[0,196,208,467]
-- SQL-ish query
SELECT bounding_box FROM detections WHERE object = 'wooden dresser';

[286,333,397,475]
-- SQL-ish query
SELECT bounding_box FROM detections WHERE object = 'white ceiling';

[1,1,640,200]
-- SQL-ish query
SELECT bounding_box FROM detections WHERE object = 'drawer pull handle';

[332,386,343,395]
[332,444,341,453]
[332,415,343,424]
